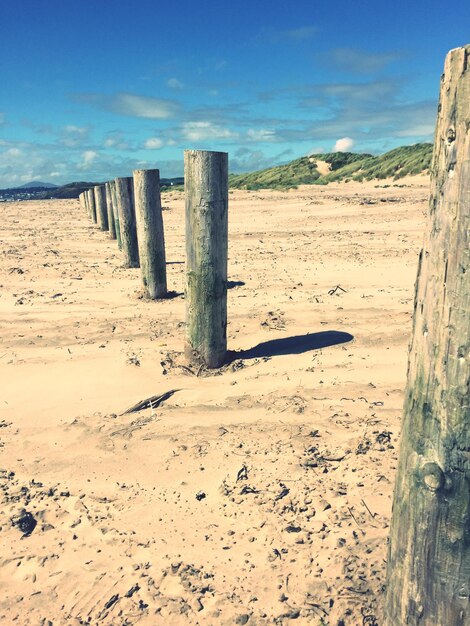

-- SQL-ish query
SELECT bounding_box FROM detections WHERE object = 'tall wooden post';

[385,45,470,625]
[94,185,109,231]
[114,177,139,268]
[84,192,89,218]
[110,180,122,249]
[133,169,167,299]
[87,188,97,223]
[79,192,86,215]
[105,182,116,240]
[184,150,228,368]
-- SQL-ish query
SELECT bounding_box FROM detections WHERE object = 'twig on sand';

[120,389,179,415]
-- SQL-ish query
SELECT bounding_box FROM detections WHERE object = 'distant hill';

[229,143,433,190]
[36,182,98,199]
[18,181,59,189]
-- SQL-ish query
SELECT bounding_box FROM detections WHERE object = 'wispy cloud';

[259,25,318,43]
[144,137,164,149]
[182,121,239,142]
[80,150,98,168]
[103,131,130,150]
[231,147,294,173]
[73,92,180,119]
[167,78,184,90]
[246,128,277,142]
[60,125,91,147]
[325,48,402,74]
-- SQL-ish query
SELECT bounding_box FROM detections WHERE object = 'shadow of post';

[229,330,353,361]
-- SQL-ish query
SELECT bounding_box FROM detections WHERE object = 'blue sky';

[1,0,469,187]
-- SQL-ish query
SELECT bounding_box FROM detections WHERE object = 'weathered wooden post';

[105,182,116,240]
[133,169,167,299]
[114,177,139,268]
[79,192,86,215]
[87,188,97,223]
[94,185,109,231]
[385,44,470,625]
[110,180,122,249]
[184,150,228,368]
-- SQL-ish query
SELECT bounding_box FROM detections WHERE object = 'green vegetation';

[229,143,433,190]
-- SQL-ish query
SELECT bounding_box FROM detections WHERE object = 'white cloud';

[5,148,22,157]
[111,93,179,119]
[396,124,435,137]
[167,78,183,90]
[74,92,180,119]
[333,137,354,152]
[327,48,400,74]
[182,121,238,142]
[103,134,129,149]
[64,125,88,135]
[144,137,164,149]
[81,150,98,167]
[246,128,276,142]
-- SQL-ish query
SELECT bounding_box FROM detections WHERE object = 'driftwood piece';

[120,389,179,415]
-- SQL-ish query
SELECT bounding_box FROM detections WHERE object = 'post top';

[132,168,160,175]
[184,149,228,157]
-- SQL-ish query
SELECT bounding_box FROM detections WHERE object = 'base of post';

[184,343,227,369]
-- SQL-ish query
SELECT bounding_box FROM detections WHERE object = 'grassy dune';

[229,143,433,190]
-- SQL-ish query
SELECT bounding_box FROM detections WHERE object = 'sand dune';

[0,177,428,625]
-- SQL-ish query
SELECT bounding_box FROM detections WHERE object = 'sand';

[0,177,429,625]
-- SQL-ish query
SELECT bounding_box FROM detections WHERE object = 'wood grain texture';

[385,44,470,626]
[133,169,167,299]
[105,182,116,240]
[114,177,139,268]
[110,180,122,249]
[93,185,109,232]
[184,150,228,368]
[87,189,97,223]
[79,193,86,215]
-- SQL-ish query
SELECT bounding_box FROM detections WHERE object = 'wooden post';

[385,44,470,625]
[110,180,122,249]
[133,169,167,299]
[105,182,116,240]
[114,177,139,268]
[94,185,109,231]
[87,188,97,223]
[184,149,228,368]
[79,192,86,215]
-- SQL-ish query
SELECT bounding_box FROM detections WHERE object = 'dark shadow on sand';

[231,330,353,361]
[227,280,245,289]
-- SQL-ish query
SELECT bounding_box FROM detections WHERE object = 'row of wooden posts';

[74,44,470,624]
[78,149,228,368]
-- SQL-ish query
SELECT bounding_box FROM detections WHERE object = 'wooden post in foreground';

[105,182,116,240]
[184,149,228,368]
[133,169,167,299]
[110,180,122,249]
[94,185,109,231]
[114,177,139,268]
[87,188,97,223]
[385,44,470,625]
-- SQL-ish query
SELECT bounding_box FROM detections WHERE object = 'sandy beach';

[0,177,428,625]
